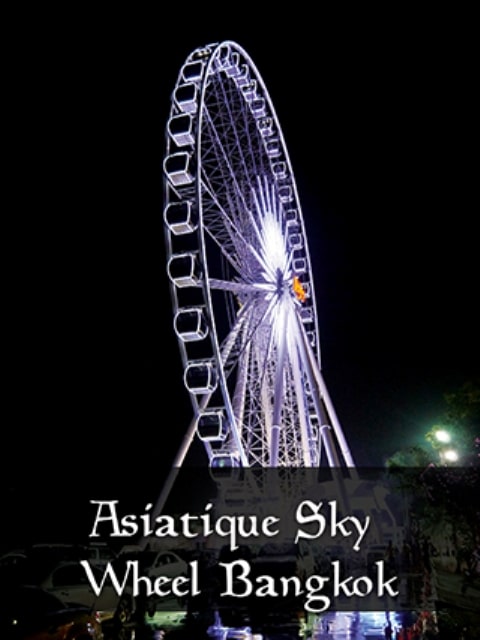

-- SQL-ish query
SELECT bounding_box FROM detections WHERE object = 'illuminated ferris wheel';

[163,40,356,471]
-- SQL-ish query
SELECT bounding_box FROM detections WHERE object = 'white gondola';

[210,452,241,468]
[164,152,195,187]
[196,409,228,442]
[163,201,197,236]
[250,97,266,117]
[184,360,217,394]
[209,452,242,482]
[234,64,250,87]
[258,116,274,138]
[285,208,298,225]
[223,52,240,77]
[242,80,257,101]
[272,162,287,180]
[174,307,208,342]
[182,61,204,82]
[213,44,230,70]
[288,232,303,251]
[299,306,314,323]
[265,138,281,157]
[174,83,198,114]
[292,257,307,274]
[279,185,293,204]
[167,114,195,147]
[167,253,202,288]
[301,281,311,298]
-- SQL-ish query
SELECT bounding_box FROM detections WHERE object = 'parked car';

[39,559,133,624]
[0,544,92,589]
[0,548,29,585]
[147,550,189,580]
[86,542,118,569]
[0,583,103,639]
[0,548,28,568]
[139,549,189,617]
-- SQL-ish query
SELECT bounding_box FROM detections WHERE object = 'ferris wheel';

[163,40,356,471]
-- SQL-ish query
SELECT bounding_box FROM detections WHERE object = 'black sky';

[4,10,479,505]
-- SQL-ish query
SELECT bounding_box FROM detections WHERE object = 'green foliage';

[384,379,480,553]
[444,379,480,426]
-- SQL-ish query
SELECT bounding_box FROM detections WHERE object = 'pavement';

[144,609,420,639]
[132,566,480,639]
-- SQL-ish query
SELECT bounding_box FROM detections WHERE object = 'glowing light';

[252,177,289,280]
[262,211,286,273]
[443,449,459,462]
[435,429,451,444]
[293,276,306,302]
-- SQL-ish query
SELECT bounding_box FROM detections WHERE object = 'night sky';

[3,10,478,520]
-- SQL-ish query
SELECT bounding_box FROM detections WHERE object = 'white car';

[0,548,28,569]
[86,542,118,569]
[40,560,132,623]
[147,550,188,580]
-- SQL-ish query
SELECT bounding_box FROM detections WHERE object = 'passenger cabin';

[181,61,204,83]
[292,257,307,274]
[184,360,218,394]
[278,185,293,204]
[272,162,287,180]
[167,253,202,288]
[174,307,208,342]
[250,97,266,117]
[242,80,257,101]
[265,139,281,158]
[163,201,197,236]
[288,232,303,251]
[209,455,242,481]
[234,64,250,87]
[299,306,314,323]
[168,114,195,147]
[223,52,240,77]
[258,117,274,138]
[196,409,228,442]
[174,83,198,114]
[164,152,195,187]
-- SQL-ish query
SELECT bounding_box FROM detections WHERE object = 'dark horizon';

[3,19,478,496]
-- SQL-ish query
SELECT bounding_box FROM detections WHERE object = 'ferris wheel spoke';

[201,175,280,281]
[220,291,278,380]
[208,278,275,295]
[232,332,273,466]
[288,323,317,466]
[199,179,246,273]
[233,297,286,466]
[201,102,256,223]
[201,106,286,281]
[238,339,271,465]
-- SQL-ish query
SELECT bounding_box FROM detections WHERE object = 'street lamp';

[433,430,460,464]
[442,449,459,463]
[425,426,461,465]
[434,429,451,444]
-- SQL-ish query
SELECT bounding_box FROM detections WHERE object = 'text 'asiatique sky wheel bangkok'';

[163,40,356,471]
